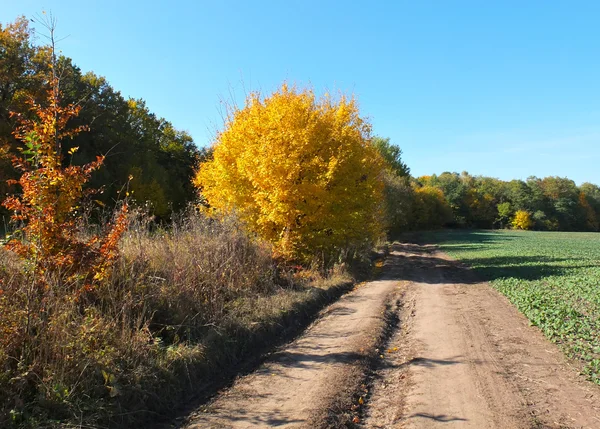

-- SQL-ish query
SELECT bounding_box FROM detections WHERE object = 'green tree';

[0,16,201,220]
[580,182,600,228]
[496,202,512,228]
[426,172,469,226]
[382,170,416,236]
[372,136,410,177]
[538,177,585,230]
[505,180,535,212]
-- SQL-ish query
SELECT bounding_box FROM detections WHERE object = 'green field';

[421,229,600,384]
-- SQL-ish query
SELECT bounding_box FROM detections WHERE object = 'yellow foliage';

[412,185,452,228]
[195,83,385,262]
[512,210,534,230]
[417,175,432,185]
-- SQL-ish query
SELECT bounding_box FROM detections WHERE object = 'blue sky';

[3,1,600,184]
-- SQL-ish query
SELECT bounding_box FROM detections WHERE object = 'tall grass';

[0,210,353,428]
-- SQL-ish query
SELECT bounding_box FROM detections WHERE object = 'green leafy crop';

[424,230,600,384]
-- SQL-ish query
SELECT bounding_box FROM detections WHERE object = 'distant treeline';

[383,168,600,234]
[1,17,205,221]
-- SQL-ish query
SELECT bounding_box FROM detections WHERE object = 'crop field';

[422,230,600,384]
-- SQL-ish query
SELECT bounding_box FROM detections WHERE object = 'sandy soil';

[364,243,600,429]
[182,266,404,428]
[181,243,600,429]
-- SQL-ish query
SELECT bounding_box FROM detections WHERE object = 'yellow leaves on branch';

[195,83,386,262]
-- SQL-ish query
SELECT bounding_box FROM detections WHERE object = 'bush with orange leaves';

[0,52,133,425]
[195,84,386,263]
[3,73,128,293]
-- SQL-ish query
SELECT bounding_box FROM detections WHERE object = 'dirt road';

[181,243,600,428]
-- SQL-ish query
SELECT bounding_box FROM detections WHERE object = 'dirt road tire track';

[182,262,405,428]
[180,243,600,429]
[364,243,600,429]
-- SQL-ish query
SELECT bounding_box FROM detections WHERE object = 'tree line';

[383,171,600,234]
[1,17,203,222]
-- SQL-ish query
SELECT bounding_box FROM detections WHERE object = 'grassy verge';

[0,213,360,428]
[419,229,600,384]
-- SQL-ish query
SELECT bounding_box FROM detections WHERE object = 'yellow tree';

[195,84,385,262]
[412,185,452,229]
[512,210,534,230]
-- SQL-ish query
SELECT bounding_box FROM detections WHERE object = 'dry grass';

[0,210,355,428]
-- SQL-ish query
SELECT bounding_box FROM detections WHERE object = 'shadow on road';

[206,409,305,427]
[409,356,463,368]
[408,412,468,423]
[381,242,593,284]
[272,350,364,369]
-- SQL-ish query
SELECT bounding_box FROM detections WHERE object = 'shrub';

[3,68,128,294]
[0,46,129,426]
[512,210,534,230]
[195,83,385,263]
[1,210,338,427]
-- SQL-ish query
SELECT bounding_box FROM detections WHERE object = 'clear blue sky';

[3,1,600,185]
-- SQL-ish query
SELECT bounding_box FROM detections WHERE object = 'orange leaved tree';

[3,65,128,293]
[195,84,385,263]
